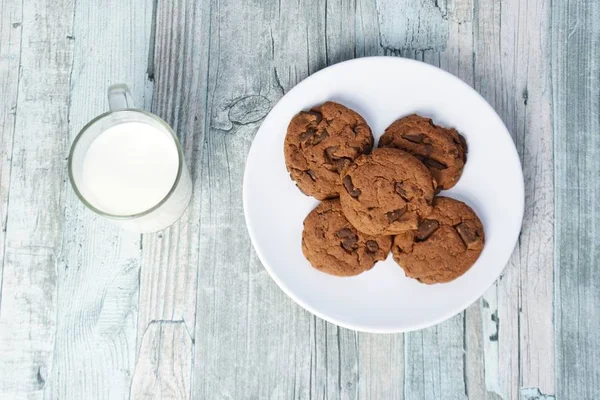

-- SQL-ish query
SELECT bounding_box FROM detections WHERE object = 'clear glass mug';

[68,84,192,233]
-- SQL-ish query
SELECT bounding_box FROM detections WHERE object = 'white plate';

[243,57,524,333]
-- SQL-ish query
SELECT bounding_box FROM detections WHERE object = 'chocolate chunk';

[343,175,361,198]
[341,237,358,252]
[308,130,329,145]
[306,110,323,124]
[394,182,410,200]
[415,219,440,241]
[299,110,322,126]
[323,147,351,172]
[402,133,425,144]
[340,235,359,252]
[386,206,407,223]
[336,228,355,238]
[336,228,359,252]
[455,222,478,249]
[306,169,317,181]
[365,240,379,253]
[298,128,316,142]
[324,146,340,162]
[421,157,448,170]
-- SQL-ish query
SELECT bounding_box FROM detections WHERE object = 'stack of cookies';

[285,101,485,284]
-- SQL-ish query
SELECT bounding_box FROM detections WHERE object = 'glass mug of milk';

[68,84,192,233]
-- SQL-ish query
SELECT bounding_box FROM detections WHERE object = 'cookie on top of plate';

[392,196,485,284]
[302,199,392,276]
[339,148,436,236]
[379,114,467,190]
[284,101,373,200]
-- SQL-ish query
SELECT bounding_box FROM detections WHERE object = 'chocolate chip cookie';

[378,114,467,190]
[339,148,436,236]
[302,199,392,276]
[392,196,485,284]
[284,102,374,200]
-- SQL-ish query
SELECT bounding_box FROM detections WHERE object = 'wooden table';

[0,0,597,398]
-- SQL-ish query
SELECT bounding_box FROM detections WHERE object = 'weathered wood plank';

[132,0,211,397]
[0,0,23,306]
[405,315,466,399]
[474,0,554,398]
[136,0,207,351]
[465,300,501,400]
[552,0,600,398]
[376,0,449,52]
[0,0,73,397]
[41,1,153,399]
[472,0,519,385]
[356,334,404,399]
[130,321,193,399]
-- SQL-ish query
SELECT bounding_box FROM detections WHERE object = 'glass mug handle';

[107,83,135,111]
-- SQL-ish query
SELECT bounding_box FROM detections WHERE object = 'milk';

[80,122,179,216]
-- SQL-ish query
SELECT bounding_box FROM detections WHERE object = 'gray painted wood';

[132,0,210,398]
[42,1,154,399]
[474,0,555,398]
[553,0,600,399]
[130,321,193,399]
[0,0,72,397]
[0,0,22,305]
[1,0,595,397]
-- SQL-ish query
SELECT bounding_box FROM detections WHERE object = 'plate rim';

[243,56,525,333]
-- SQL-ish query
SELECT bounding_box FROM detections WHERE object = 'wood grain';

[552,0,600,399]
[132,0,210,397]
[0,0,22,306]
[130,321,193,399]
[41,1,153,399]
[474,0,554,398]
[0,0,73,397]
[472,4,521,396]
[136,0,207,352]
[376,0,449,52]
[0,0,592,397]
